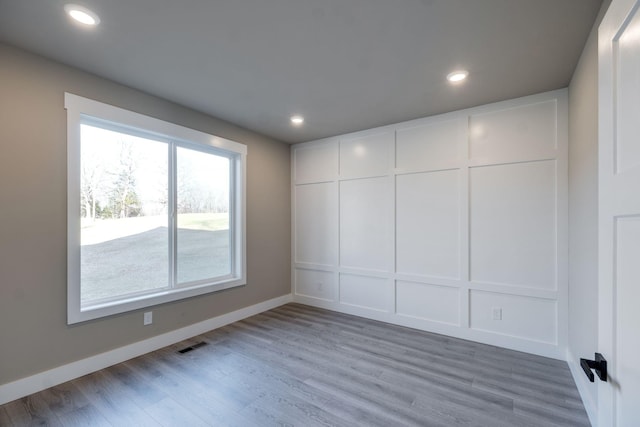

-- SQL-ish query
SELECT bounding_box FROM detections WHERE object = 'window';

[66,93,246,324]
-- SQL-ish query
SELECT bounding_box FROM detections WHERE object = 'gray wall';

[567,0,610,416]
[0,43,291,385]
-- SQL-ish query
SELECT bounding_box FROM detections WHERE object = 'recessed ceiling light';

[447,70,468,83]
[290,115,304,126]
[65,4,100,26]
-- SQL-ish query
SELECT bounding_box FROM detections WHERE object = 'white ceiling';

[0,0,602,143]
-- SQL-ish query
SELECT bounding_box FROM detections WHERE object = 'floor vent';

[177,341,207,354]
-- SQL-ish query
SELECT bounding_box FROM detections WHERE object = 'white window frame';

[65,93,247,324]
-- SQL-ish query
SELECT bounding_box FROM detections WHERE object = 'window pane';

[176,147,231,284]
[80,124,169,304]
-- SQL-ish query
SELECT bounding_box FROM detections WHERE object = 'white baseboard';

[567,350,598,426]
[293,295,564,360]
[0,294,293,406]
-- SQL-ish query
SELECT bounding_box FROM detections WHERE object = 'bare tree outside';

[109,141,141,219]
[80,143,105,221]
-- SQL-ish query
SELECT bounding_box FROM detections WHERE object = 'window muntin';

[66,93,246,324]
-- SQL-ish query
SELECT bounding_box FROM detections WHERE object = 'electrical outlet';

[492,307,502,320]
[144,311,153,325]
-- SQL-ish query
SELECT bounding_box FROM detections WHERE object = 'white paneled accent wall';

[291,90,568,358]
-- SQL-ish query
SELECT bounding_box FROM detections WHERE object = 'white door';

[599,0,640,425]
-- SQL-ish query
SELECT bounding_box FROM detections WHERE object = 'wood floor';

[0,303,590,426]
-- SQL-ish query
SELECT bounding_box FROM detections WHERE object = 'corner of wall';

[566,0,612,423]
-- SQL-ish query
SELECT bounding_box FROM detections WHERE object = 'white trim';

[293,295,564,359]
[65,92,248,324]
[567,350,598,426]
[64,93,246,155]
[554,91,570,360]
[0,294,292,406]
[293,89,568,149]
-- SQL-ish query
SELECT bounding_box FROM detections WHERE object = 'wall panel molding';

[291,89,568,359]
